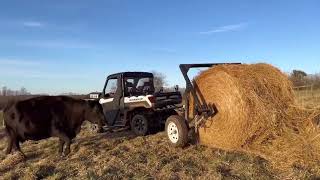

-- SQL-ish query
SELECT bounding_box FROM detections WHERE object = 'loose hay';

[192,63,320,171]
[0,152,25,172]
[0,131,279,179]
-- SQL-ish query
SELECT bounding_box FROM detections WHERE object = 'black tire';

[131,114,149,136]
[165,115,188,147]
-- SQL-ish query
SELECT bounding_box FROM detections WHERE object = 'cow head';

[85,100,106,132]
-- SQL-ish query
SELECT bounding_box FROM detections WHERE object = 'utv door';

[100,74,123,126]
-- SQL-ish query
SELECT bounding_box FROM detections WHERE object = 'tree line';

[0,69,318,98]
[0,86,31,96]
[289,70,320,89]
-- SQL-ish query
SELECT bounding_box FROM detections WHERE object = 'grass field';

[295,88,320,108]
[0,111,3,127]
[0,129,277,179]
[0,123,318,179]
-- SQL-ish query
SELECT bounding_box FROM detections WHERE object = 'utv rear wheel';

[131,114,149,136]
[165,115,188,147]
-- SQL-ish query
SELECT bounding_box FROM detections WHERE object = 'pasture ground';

[295,88,320,109]
[0,111,3,127]
[0,90,319,179]
[0,127,279,179]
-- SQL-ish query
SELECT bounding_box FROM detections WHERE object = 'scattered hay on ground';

[0,129,281,179]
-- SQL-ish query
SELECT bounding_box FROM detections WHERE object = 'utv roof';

[107,72,154,79]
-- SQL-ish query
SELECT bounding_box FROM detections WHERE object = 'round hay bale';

[191,63,320,170]
[192,63,294,149]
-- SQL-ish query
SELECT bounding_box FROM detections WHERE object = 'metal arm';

[179,63,241,120]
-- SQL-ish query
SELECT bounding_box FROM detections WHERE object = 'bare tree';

[0,86,30,96]
[20,87,28,95]
[307,73,320,89]
[289,70,308,87]
[152,71,168,92]
[2,86,7,96]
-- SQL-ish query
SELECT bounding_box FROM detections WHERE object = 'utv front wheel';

[165,115,188,147]
[131,114,149,136]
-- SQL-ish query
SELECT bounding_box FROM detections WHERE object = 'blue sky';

[0,0,319,94]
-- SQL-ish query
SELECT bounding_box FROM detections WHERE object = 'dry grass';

[0,111,3,127]
[295,89,320,109]
[0,123,281,180]
[0,124,319,179]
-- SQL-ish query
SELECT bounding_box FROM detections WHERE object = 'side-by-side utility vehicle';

[89,72,182,136]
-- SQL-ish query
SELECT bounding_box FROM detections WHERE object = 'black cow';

[3,96,105,157]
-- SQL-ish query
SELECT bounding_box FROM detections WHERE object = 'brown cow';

[3,96,105,157]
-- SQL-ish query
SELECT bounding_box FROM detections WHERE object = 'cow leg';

[6,130,18,155]
[5,136,13,154]
[58,139,65,155]
[64,138,71,156]
[55,134,71,156]
[51,126,72,156]
[16,141,26,158]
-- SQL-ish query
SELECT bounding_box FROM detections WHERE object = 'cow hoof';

[59,154,66,159]
[63,151,70,157]
[58,153,68,158]
[18,152,27,160]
